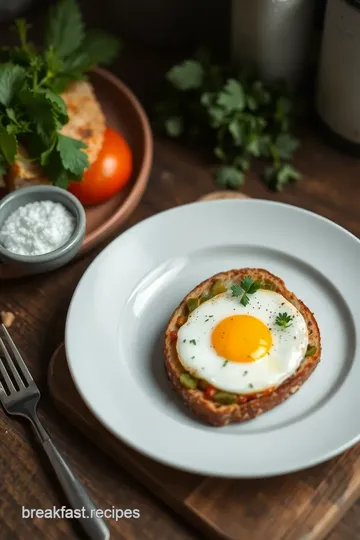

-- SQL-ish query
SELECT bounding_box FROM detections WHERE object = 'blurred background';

[0,0,358,153]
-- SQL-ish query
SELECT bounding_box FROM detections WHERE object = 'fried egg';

[176,289,308,394]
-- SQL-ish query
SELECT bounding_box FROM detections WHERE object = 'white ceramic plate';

[65,200,360,478]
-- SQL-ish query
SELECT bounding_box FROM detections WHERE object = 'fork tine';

[0,355,16,393]
[0,381,7,399]
[0,337,24,389]
[0,325,33,384]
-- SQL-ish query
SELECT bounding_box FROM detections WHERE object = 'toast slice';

[164,268,321,427]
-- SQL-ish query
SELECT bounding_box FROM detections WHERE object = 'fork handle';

[41,438,109,540]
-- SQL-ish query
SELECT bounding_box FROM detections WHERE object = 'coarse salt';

[0,200,75,256]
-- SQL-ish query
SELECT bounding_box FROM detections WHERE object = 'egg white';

[176,290,308,394]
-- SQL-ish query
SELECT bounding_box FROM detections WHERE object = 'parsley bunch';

[0,0,121,188]
[155,50,301,191]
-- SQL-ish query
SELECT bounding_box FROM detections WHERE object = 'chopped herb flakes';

[189,339,196,345]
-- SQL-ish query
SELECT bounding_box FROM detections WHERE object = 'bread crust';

[164,268,321,427]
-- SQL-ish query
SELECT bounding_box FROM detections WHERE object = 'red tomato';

[69,127,133,206]
[205,385,216,399]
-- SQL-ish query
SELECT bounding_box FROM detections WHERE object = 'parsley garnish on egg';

[230,276,260,307]
[189,339,196,345]
[275,312,294,328]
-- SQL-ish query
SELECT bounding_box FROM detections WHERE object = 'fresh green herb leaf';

[75,29,121,67]
[5,107,17,124]
[42,89,68,124]
[165,116,183,137]
[217,79,245,113]
[233,155,250,170]
[50,75,78,94]
[56,133,89,176]
[0,64,26,107]
[275,133,299,160]
[61,51,92,75]
[19,88,58,141]
[40,137,57,167]
[230,284,244,298]
[264,163,301,191]
[228,119,244,146]
[246,135,261,157]
[46,0,85,59]
[207,105,226,128]
[240,276,261,295]
[189,339,196,345]
[43,45,64,79]
[240,294,251,307]
[305,345,317,357]
[231,277,260,307]
[275,312,294,328]
[0,125,17,164]
[0,153,7,175]
[167,60,204,91]
[53,169,72,189]
[215,166,244,189]
[246,95,258,111]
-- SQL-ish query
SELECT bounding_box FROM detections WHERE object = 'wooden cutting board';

[48,192,360,540]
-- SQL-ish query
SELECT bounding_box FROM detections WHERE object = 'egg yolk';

[211,315,272,363]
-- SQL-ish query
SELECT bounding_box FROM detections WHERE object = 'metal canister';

[231,0,315,88]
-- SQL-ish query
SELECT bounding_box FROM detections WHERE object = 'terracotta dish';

[0,67,153,279]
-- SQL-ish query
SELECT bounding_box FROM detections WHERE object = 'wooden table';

[1,7,360,539]
[1,130,360,540]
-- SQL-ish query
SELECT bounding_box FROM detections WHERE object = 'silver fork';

[0,324,109,540]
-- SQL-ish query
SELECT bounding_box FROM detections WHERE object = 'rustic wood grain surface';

[1,2,360,539]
